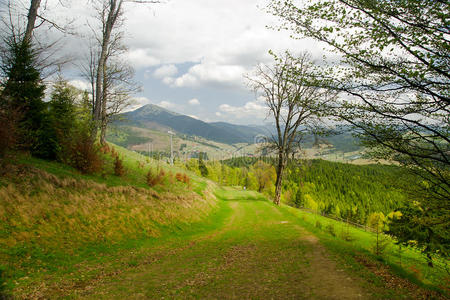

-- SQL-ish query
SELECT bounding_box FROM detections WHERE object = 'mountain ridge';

[117,104,268,144]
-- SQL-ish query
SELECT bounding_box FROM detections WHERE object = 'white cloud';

[153,64,178,79]
[218,100,268,123]
[68,79,90,91]
[126,49,160,68]
[174,63,247,89]
[122,0,321,89]
[188,98,200,105]
[188,114,199,119]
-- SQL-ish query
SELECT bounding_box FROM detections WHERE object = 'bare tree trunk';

[100,61,108,145]
[93,0,123,134]
[274,152,285,205]
[24,0,41,42]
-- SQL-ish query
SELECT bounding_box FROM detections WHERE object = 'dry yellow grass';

[0,165,216,254]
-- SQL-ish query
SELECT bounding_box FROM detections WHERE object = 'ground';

[52,190,386,299]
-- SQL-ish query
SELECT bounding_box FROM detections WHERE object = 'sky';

[2,0,325,125]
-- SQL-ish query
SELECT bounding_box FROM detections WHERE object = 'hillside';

[118,104,268,145]
[110,104,364,163]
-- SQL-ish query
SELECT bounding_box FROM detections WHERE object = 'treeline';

[0,38,102,173]
[185,157,406,225]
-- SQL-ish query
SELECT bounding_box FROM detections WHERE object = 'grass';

[281,205,449,294]
[1,146,448,298]
[0,145,217,297]
[58,187,432,299]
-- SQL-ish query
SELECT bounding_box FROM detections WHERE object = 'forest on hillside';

[183,157,407,225]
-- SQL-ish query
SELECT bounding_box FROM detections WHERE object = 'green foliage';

[315,220,322,229]
[0,37,46,155]
[269,0,449,257]
[253,160,276,193]
[325,223,336,237]
[198,153,209,177]
[368,212,389,256]
[0,265,7,297]
[285,160,406,224]
[35,77,79,160]
[206,157,407,225]
[386,204,449,266]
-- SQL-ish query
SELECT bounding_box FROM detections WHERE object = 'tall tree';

[89,0,153,144]
[24,0,41,43]
[246,52,333,205]
[269,0,449,257]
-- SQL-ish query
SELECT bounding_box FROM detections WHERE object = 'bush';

[114,156,125,177]
[326,224,336,237]
[175,173,190,185]
[146,168,165,187]
[315,220,322,229]
[65,131,103,174]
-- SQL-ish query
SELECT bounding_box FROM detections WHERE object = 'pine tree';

[0,37,45,154]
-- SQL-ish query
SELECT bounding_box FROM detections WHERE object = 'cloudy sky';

[3,0,323,125]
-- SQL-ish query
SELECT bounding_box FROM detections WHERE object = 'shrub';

[110,147,118,158]
[175,172,183,182]
[340,225,354,242]
[176,173,190,185]
[65,131,103,174]
[114,156,125,177]
[183,174,190,186]
[100,143,110,154]
[146,168,165,187]
[326,224,336,237]
[0,264,9,299]
[315,220,322,229]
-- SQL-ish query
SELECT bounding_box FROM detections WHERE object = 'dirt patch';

[356,256,448,300]
[295,226,369,299]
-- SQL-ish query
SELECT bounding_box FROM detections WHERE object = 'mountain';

[117,104,268,144]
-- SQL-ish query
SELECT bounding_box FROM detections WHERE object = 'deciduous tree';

[269,0,449,258]
[246,52,333,205]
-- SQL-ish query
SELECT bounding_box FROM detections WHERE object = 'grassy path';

[60,188,384,299]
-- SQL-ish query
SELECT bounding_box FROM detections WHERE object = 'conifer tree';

[0,37,45,155]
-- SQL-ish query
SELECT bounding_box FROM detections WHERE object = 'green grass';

[57,187,419,299]
[0,144,217,298]
[281,205,449,294]
[2,147,448,299]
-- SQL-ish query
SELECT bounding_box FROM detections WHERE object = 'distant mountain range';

[117,104,270,144]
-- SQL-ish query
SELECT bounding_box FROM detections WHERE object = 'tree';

[246,52,333,205]
[269,0,449,257]
[0,36,45,154]
[89,0,153,144]
[198,153,209,177]
[253,160,276,193]
[47,77,78,160]
[386,205,448,267]
[367,212,388,256]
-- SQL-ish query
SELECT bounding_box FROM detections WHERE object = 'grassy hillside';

[0,145,218,296]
